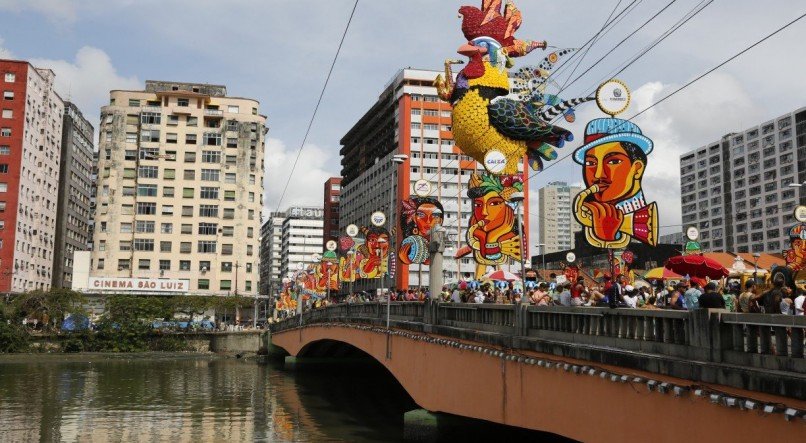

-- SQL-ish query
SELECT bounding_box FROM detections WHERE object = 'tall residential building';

[339,68,529,291]
[322,177,341,248]
[679,106,806,254]
[52,103,94,288]
[259,210,285,295]
[89,80,266,296]
[280,207,323,280]
[87,150,99,250]
[0,60,63,293]
[537,181,582,254]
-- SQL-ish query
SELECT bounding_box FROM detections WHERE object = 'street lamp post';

[509,192,527,305]
[386,154,408,329]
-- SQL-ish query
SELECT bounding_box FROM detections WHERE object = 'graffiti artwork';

[434,0,593,175]
[356,226,390,279]
[456,173,523,279]
[572,118,658,249]
[398,197,444,265]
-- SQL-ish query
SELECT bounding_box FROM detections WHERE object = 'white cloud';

[263,138,340,218]
[0,37,13,59]
[0,0,78,24]
[30,46,140,132]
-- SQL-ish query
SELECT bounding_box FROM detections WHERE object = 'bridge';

[269,302,806,441]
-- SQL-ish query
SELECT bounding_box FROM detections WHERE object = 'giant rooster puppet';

[436,0,594,175]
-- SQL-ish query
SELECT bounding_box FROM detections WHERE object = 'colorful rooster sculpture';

[435,0,594,174]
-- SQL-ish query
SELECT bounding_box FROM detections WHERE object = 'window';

[221,226,234,237]
[221,262,232,272]
[138,259,151,270]
[134,239,154,251]
[119,241,132,251]
[248,192,255,203]
[226,155,236,165]
[167,115,179,125]
[201,169,219,181]
[224,173,236,184]
[118,259,131,271]
[246,263,252,273]
[137,184,158,197]
[135,220,155,233]
[124,150,137,161]
[163,187,174,197]
[222,244,233,255]
[179,261,191,271]
[177,98,189,107]
[3,91,13,100]
[183,169,195,180]
[249,175,256,185]
[138,166,158,178]
[220,280,232,291]
[137,202,156,215]
[199,205,218,217]
[184,152,196,163]
[161,223,173,234]
[183,188,195,198]
[180,242,192,253]
[198,241,217,253]
[139,147,159,160]
[223,208,235,219]
[161,205,174,216]
[98,240,106,251]
[4,73,15,82]
[227,137,238,148]
[247,245,253,256]
[166,133,178,144]
[248,209,255,220]
[224,190,235,201]
[164,169,175,179]
[185,133,197,145]
[181,224,193,234]
[140,129,160,142]
[204,133,221,145]
[228,105,239,113]
[247,227,254,238]
[199,261,211,271]
[159,260,170,271]
[160,241,172,253]
[0,164,7,173]
[2,109,12,119]
[198,223,217,235]
[181,205,193,217]
[245,281,252,291]
[200,187,219,199]
[97,259,105,270]
[0,146,9,155]
[0,128,10,137]
[120,222,133,233]
[202,151,221,163]
[198,279,210,290]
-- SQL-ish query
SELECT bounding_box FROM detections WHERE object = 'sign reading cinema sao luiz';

[88,277,190,293]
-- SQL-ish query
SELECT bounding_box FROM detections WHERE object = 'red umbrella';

[664,255,729,280]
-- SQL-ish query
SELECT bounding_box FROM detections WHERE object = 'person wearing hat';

[572,118,658,249]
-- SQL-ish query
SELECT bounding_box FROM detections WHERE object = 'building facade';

[89,80,266,296]
[53,102,94,288]
[339,68,529,291]
[537,181,582,254]
[322,177,341,249]
[679,106,806,254]
[279,207,323,281]
[259,211,285,296]
[0,60,64,293]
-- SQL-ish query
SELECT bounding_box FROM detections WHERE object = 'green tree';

[13,288,86,331]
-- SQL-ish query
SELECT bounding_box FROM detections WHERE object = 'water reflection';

[0,355,414,442]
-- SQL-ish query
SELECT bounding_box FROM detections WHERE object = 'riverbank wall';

[24,331,265,355]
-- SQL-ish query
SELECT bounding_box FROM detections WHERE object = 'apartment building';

[679,106,806,253]
[259,210,285,296]
[0,60,63,293]
[322,177,341,249]
[279,207,323,281]
[52,102,94,288]
[89,80,266,296]
[339,68,528,291]
[537,181,582,254]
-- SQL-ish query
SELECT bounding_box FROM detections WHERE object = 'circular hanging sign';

[413,179,432,197]
[622,250,635,264]
[370,211,386,227]
[326,240,337,251]
[483,150,507,174]
[345,224,359,237]
[794,205,806,223]
[311,253,321,262]
[566,252,576,263]
[296,262,304,271]
[595,79,631,116]
[686,226,700,241]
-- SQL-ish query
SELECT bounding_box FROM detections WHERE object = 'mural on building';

[356,226,390,279]
[398,197,444,265]
[338,235,359,283]
[456,173,523,279]
[572,118,658,249]
[435,0,594,175]
[783,223,806,272]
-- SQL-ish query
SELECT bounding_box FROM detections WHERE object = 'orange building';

[339,69,529,292]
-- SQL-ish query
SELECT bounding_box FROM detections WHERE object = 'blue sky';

[1,0,805,255]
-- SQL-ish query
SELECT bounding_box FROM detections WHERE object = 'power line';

[273,0,360,214]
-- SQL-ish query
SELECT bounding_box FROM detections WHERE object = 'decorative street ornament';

[435,0,595,175]
[398,196,444,265]
[326,240,337,252]
[572,115,658,249]
[686,226,700,241]
[595,79,631,117]
[413,179,432,197]
[795,205,806,223]
[455,173,524,279]
[783,223,806,272]
[370,211,386,227]
[345,224,359,238]
[566,252,576,263]
[357,226,390,279]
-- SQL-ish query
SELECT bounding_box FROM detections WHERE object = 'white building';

[280,206,324,280]
[537,181,583,254]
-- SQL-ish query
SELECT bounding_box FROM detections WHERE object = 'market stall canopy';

[482,269,520,282]
[665,255,729,280]
[643,267,682,280]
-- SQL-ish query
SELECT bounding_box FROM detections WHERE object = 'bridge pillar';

[403,409,465,442]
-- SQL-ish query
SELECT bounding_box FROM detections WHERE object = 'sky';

[1,0,805,256]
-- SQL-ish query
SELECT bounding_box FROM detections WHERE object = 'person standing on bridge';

[684,279,703,310]
[698,282,725,309]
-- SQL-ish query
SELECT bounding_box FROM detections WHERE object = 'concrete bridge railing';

[271,301,806,398]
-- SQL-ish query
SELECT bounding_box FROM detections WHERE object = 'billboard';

[87,277,190,293]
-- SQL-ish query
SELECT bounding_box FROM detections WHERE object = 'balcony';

[204,109,224,118]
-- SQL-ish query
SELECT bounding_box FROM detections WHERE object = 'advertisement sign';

[88,277,189,293]
[595,79,631,116]
[483,150,507,174]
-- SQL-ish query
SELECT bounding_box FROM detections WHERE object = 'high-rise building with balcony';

[88,80,266,296]
[53,102,94,288]
[537,181,582,254]
[339,68,529,291]
[323,177,341,249]
[679,106,806,253]
[279,206,323,281]
[259,210,285,296]
[0,60,63,293]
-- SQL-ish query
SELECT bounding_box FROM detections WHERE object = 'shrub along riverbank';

[1,290,257,353]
